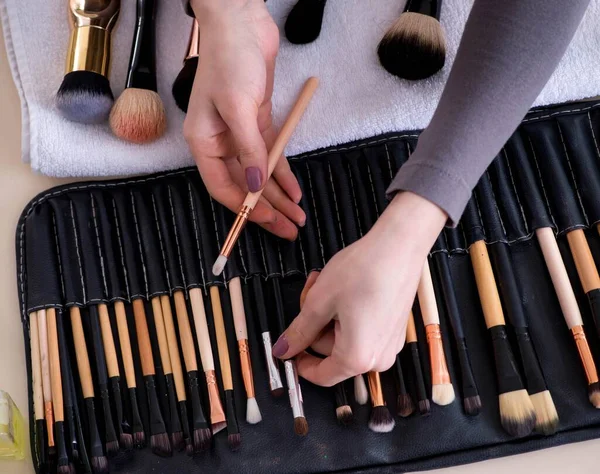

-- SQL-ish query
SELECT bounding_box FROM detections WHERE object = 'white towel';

[1,0,600,178]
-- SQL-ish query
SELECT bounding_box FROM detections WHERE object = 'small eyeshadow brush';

[406,311,430,415]
[367,371,395,433]
[394,354,415,418]
[30,311,49,473]
[334,381,353,426]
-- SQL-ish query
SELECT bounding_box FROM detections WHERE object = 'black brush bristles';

[55,421,70,474]
[178,401,194,456]
[188,370,211,452]
[85,398,107,474]
[91,455,109,474]
[129,388,146,448]
[110,376,132,451]
[377,0,446,80]
[35,419,48,474]
[56,71,114,124]
[368,406,395,433]
[394,355,415,418]
[407,342,430,415]
[165,374,184,451]
[172,56,198,113]
[334,382,353,426]
[284,0,327,45]
[225,390,241,451]
[145,375,172,457]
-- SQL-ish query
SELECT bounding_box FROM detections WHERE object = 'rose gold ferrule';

[426,324,451,385]
[44,402,55,447]
[205,370,226,425]
[572,325,599,384]
[220,205,252,259]
[66,0,120,75]
[367,371,384,407]
[185,20,200,61]
[238,339,255,398]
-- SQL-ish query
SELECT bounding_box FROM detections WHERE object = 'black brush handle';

[34,419,47,472]
[225,390,239,435]
[272,277,287,336]
[144,375,167,435]
[129,388,145,442]
[252,275,270,334]
[514,328,547,394]
[85,398,105,459]
[587,289,600,340]
[55,421,69,467]
[66,347,90,472]
[188,370,208,429]
[404,0,441,19]
[110,377,124,437]
[489,243,528,328]
[456,338,479,399]
[432,249,464,339]
[165,374,182,435]
[408,342,428,403]
[126,0,158,91]
[334,381,349,408]
[489,326,525,394]
[395,355,409,396]
[178,400,191,443]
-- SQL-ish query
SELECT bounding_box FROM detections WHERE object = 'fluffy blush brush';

[172,20,199,113]
[377,0,446,80]
[110,0,166,143]
[284,0,328,45]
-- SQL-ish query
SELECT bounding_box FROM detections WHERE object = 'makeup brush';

[229,276,262,424]
[209,286,241,450]
[69,307,108,473]
[432,240,481,415]
[367,371,395,433]
[284,0,327,45]
[334,381,353,426]
[394,354,414,417]
[417,261,455,406]
[406,311,430,415]
[212,76,319,276]
[110,0,166,143]
[46,309,71,474]
[172,20,199,113]
[377,0,446,80]
[273,275,308,436]
[30,312,48,474]
[353,375,369,405]
[36,310,55,453]
[56,0,120,123]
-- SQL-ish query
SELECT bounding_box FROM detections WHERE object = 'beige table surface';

[2,24,600,474]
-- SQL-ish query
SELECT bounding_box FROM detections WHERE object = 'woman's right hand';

[184,0,306,241]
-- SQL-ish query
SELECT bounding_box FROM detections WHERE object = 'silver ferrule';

[262,332,284,392]
[284,360,305,419]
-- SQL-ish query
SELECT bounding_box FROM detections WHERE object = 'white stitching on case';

[384,143,394,181]
[90,194,109,297]
[327,161,345,248]
[346,160,363,238]
[129,191,150,298]
[522,103,600,124]
[112,198,131,299]
[502,149,529,234]
[151,194,172,289]
[365,160,379,217]
[485,171,507,237]
[51,212,66,301]
[167,186,188,288]
[305,161,326,265]
[69,201,87,303]
[187,182,208,287]
[527,137,558,229]
[588,111,600,161]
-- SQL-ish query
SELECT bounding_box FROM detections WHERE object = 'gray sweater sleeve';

[386,0,591,225]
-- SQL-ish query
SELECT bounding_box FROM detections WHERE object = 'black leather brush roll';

[17,100,600,473]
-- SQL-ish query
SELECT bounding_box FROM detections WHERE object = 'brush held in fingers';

[173,20,199,112]
[284,0,328,44]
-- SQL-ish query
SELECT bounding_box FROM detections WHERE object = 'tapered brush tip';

[271,387,286,398]
[377,12,446,80]
[418,399,431,416]
[246,397,262,424]
[71,447,79,464]
[530,391,559,435]
[109,88,167,144]
[211,421,227,435]
[294,417,309,436]
[397,393,415,418]
[432,383,455,406]
[185,439,194,457]
[212,255,228,276]
[228,433,241,451]
[588,382,600,408]
[335,405,354,426]
[105,440,119,458]
[150,433,172,457]
[120,432,133,451]
[133,430,146,449]
[91,456,108,474]
[464,395,482,416]
[193,428,212,452]
[284,0,327,45]
[353,375,369,405]
[368,406,395,433]
[499,390,537,437]
[56,71,114,124]
[172,57,198,113]
[170,431,185,452]
[57,463,72,474]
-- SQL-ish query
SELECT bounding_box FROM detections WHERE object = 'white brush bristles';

[432,383,455,406]
[246,397,262,425]
[212,255,228,276]
[354,375,369,405]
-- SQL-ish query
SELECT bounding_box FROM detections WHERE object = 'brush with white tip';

[212,77,319,277]
[229,276,262,424]
[367,371,395,433]
[417,261,456,406]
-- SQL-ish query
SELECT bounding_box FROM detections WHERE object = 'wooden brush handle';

[69,307,95,398]
[37,310,52,404]
[537,227,583,328]
[210,286,233,390]
[243,77,318,210]
[114,301,136,388]
[30,312,44,421]
[98,303,120,378]
[417,260,440,326]
[367,371,384,407]
[173,290,198,372]
[46,309,64,422]
[229,277,248,341]
[160,295,187,401]
[406,310,418,344]
[469,240,505,328]
[189,287,215,371]
[567,229,600,293]
[132,299,156,376]
[151,297,173,375]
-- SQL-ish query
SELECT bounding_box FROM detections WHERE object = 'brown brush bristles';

[109,88,167,144]
[336,405,353,426]
[58,464,72,474]
[228,433,241,451]
[120,432,133,451]
[211,421,227,435]
[294,417,309,436]
[377,12,446,81]
[368,406,395,433]
[397,393,415,418]
[133,430,146,449]
[171,431,184,452]
[530,391,559,435]
[105,440,119,458]
[464,395,482,416]
[150,433,172,457]
[418,399,431,416]
[185,439,194,457]
[588,382,600,408]
[499,390,536,437]
[194,428,212,452]
[271,387,286,398]
[91,455,108,474]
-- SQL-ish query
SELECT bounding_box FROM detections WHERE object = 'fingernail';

[272,334,289,358]
[246,167,262,193]
[298,214,306,227]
